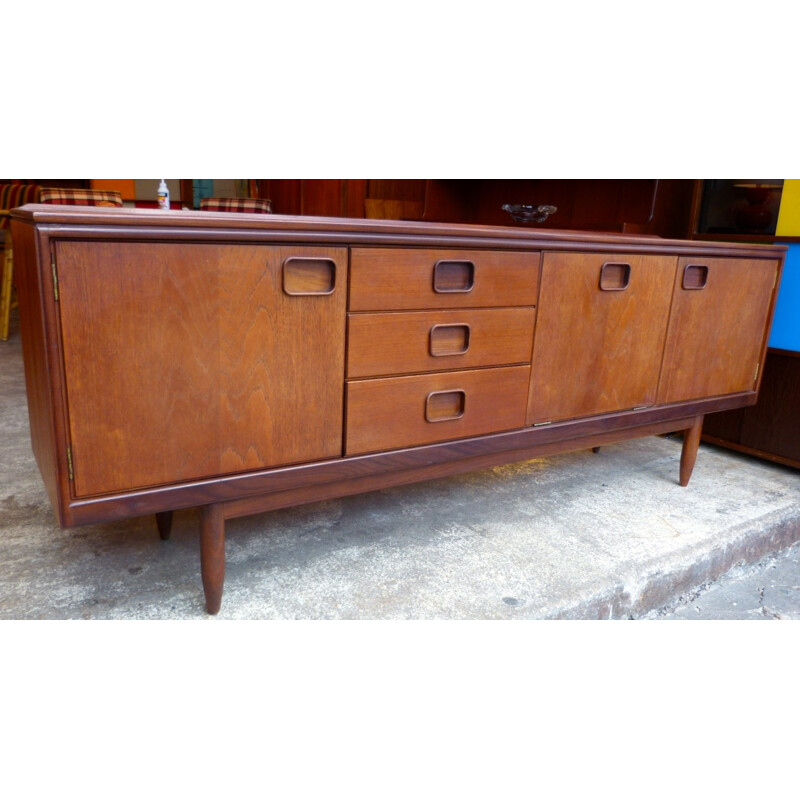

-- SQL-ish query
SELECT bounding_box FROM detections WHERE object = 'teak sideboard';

[10,206,786,614]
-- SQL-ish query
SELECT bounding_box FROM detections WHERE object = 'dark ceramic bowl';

[502,203,557,224]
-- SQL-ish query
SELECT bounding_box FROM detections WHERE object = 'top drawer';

[349,248,540,311]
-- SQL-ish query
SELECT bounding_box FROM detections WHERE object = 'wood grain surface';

[10,221,68,520]
[346,365,530,455]
[349,248,540,310]
[9,204,786,262]
[10,206,786,527]
[10,205,787,614]
[56,241,347,496]
[703,348,800,466]
[527,252,677,424]
[658,257,779,404]
[347,307,535,377]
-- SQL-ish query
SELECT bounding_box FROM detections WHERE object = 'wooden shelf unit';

[10,206,785,612]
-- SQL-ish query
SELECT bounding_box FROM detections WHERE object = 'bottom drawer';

[345,365,531,455]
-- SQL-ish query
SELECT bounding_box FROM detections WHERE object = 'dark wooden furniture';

[687,180,800,470]
[11,205,785,613]
[703,348,800,469]
[257,179,697,238]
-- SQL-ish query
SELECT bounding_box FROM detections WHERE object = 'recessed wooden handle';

[430,323,471,356]
[283,257,336,296]
[682,264,709,290]
[425,389,466,422]
[599,262,631,291]
[433,260,475,293]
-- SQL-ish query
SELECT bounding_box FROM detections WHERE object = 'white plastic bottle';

[157,179,170,210]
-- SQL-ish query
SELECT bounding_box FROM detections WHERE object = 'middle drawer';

[347,307,536,378]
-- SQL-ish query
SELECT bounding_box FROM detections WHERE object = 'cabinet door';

[527,252,677,424]
[56,241,347,497]
[657,257,779,404]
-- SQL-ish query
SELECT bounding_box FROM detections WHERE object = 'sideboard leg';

[679,415,704,487]
[155,510,173,540]
[200,504,226,614]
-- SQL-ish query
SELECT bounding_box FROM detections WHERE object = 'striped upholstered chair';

[199,197,273,213]
[39,188,123,207]
[0,187,124,340]
[1,183,42,340]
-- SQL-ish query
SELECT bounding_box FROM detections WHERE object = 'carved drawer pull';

[682,264,709,290]
[433,260,475,293]
[425,389,466,422]
[599,262,631,291]
[430,323,471,356]
[283,257,336,296]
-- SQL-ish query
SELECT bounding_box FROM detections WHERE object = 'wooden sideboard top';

[12,204,787,259]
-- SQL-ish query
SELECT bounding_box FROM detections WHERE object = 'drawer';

[349,248,540,311]
[347,307,536,378]
[345,365,530,455]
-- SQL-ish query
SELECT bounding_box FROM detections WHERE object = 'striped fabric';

[39,188,123,207]
[0,184,42,229]
[199,197,273,213]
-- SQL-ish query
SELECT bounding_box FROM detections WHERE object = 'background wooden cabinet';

[255,179,697,238]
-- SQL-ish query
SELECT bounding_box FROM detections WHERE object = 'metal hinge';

[66,446,74,482]
[533,421,552,427]
[51,255,59,301]
[754,362,760,384]
[632,405,651,411]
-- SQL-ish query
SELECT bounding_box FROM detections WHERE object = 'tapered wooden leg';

[679,415,704,487]
[200,504,226,614]
[155,510,173,540]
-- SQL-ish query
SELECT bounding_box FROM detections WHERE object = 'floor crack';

[758,585,782,619]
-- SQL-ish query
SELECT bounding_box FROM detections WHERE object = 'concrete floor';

[646,538,800,619]
[2,309,800,620]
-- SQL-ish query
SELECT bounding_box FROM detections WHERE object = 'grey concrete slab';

[648,540,800,620]
[2,309,800,620]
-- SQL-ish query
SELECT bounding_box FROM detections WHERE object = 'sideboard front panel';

[345,365,530,455]
[347,307,536,378]
[56,241,348,496]
[657,257,779,404]
[527,252,678,424]
[349,248,540,311]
